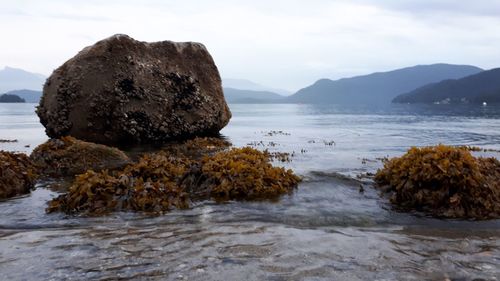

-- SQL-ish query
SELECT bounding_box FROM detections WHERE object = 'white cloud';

[1,0,499,91]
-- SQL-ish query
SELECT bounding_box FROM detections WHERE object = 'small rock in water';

[0,139,18,143]
[30,136,130,177]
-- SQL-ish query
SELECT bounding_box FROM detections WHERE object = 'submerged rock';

[0,151,37,199]
[375,145,500,219]
[31,136,130,177]
[47,146,301,215]
[161,136,231,160]
[37,34,231,145]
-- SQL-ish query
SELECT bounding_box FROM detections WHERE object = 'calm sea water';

[0,103,499,280]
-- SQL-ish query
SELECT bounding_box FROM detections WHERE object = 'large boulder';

[37,34,231,144]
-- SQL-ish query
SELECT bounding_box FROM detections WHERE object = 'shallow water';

[1,103,499,280]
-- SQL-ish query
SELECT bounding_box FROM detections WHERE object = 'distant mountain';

[287,64,483,104]
[0,94,25,103]
[1,89,42,103]
[223,87,285,103]
[0,66,46,93]
[223,78,292,96]
[393,68,500,104]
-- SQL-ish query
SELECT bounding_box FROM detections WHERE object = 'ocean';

[1,103,499,280]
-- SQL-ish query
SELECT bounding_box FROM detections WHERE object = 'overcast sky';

[1,0,500,91]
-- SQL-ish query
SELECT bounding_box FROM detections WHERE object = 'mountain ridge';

[223,78,292,96]
[0,66,46,93]
[287,64,483,104]
[0,93,26,103]
[1,89,42,103]
[393,68,500,104]
[223,87,285,103]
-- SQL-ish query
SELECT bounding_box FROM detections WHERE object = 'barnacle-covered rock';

[0,151,37,199]
[47,146,301,214]
[47,153,190,214]
[31,136,130,177]
[375,145,500,219]
[37,34,231,145]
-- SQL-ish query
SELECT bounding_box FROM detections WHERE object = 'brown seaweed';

[0,151,38,199]
[188,147,301,201]
[375,145,500,219]
[47,146,301,215]
[47,153,190,214]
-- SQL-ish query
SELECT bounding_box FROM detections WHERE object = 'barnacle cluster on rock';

[375,145,500,219]
[31,136,130,177]
[47,142,301,215]
[0,151,38,199]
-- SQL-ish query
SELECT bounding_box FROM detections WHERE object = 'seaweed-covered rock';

[47,146,301,215]
[182,147,301,201]
[47,153,190,214]
[31,136,130,177]
[0,151,37,199]
[375,145,500,219]
[37,34,231,145]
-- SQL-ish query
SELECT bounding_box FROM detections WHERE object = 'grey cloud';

[354,0,500,17]
[43,13,117,22]
[1,0,500,90]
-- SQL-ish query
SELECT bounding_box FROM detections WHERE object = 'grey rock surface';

[37,34,231,144]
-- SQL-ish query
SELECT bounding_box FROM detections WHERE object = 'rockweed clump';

[47,143,301,215]
[184,147,301,201]
[375,145,500,219]
[47,153,190,214]
[0,151,38,199]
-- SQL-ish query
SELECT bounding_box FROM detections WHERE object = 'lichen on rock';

[375,144,500,219]
[0,151,38,199]
[31,136,130,177]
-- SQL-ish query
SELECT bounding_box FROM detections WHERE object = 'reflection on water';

[0,103,499,280]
